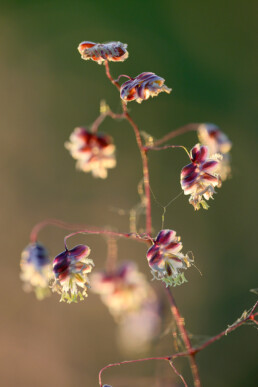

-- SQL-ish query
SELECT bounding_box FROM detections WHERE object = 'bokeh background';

[1,1,257,386]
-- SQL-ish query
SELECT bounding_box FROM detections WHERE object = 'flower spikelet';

[120,72,172,103]
[20,242,52,300]
[180,144,221,210]
[90,262,153,321]
[52,244,94,303]
[198,123,232,181]
[78,41,128,64]
[65,127,116,179]
[147,230,192,287]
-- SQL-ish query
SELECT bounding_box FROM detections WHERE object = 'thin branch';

[165,287,201,387]
[30,218,96,243]
[145,144,191,158]
[169,300,258,358]
[153,123,201,147]
[91,110,125,133]
[124,111,152,236]
[191,300,258,355]
[168,360,188,387]
[99,356,186,387]
[104,61,121,91]
[64,229,151,250]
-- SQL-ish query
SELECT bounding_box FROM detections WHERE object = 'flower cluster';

[90,262,153,320]
[120,72,172,103]
[65,127,116,179]
[52,244,94,303]
[20,242,52,300]
[147,229,192,287]
[181,144,221,210]
[78,41,128,64]
[198,123,232,181]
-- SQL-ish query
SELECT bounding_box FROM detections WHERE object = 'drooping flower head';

[65,127,116,179]
[90,262,153,320]
[198,123,232,181]
[78,41,128,64]
[20,242,52,300]
[52,244,94,303]
[120,72,172,103]
[147,229,192,287]
[180,144,221,210]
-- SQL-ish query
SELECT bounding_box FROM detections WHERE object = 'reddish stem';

[98,301,258,386]
[123,110,152,236]
[166,287,201,387]
[153,123,201,147]
[91,110,125,133]
[191,300,258,355]
[104,61,121,91]
[104,61,153,236]
[30,218,94,243]
[64,229,151,250]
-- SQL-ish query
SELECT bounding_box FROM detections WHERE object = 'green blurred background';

[1,1,257,386]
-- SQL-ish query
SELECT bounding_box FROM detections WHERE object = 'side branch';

[99,356,188,387]
[171,300,258,358]
[91,110,125,133]
[98,301,258,386]
[145,144,190,158]
[191,300,258,355]
[64,229,152,249]
[153,123,201,147]
[30,218,95,243]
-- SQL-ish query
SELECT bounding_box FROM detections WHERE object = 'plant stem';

[165,287,201,387]
[153,123,200,147]
[145,144,191,158]
[64,229,151,250]
[98,301,258,386]
[104,61,153,236]
[123,110,152,236]
[99,356,187,387]
[104,61,121,91]
[30,218,95,243]
[91,110,126,133]
[191,300,258,355]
